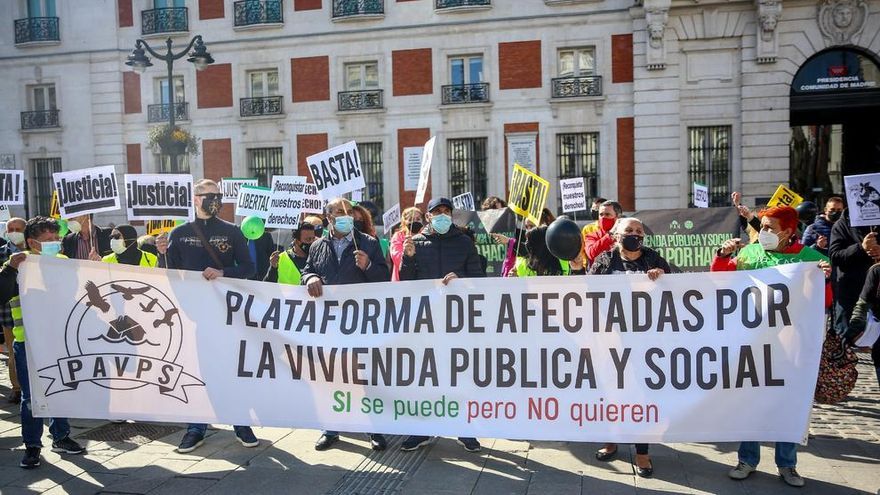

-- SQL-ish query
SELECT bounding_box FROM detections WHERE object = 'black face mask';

[827,211,842,223]
[200,197,222,217]
[590,209,600,221]
[409,221,424,234]
[621,234,644,252]
[314,226,324,238]
[300,242,311,255]
[354,220,366,232]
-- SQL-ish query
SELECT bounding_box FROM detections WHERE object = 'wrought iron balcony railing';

[240,96,283,117]
[234,0,283,27]
[441,83,490,105]
[435,0,491,9]
[148,102,189,123]
[551,75,603,98]
[332,0,384,19]
[21,110,60,130]
[338,90,383,111]
[14,17,60,44]
[141,7,188,35]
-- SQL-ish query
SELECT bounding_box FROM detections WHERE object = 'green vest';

[11,251,68,343]
[514,257,571,277]
[277,251,302,285]
[735,242,828,271]
[102,250,158,267]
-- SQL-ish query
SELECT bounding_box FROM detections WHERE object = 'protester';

[511,225,585,276]
[138,234,159,257]
[583,200,623,265]
[802,197,845,255]
[265,223,316,284]
[731,192,761,242]
[156,179,259,453]
[588,217,669,478]
[303,215,326,238]
[0,217,26,404]
[351,203,378,238]
[481,196,507,210]
[581,197,608,237]
[829,209,879,346]
[711,205,831,487]
[62,214,111,260]
[496,208,557,277]
[102,225,157,267]
[390,207,424,281]
[845,263,880,352]
[398,197,485,453]
[247,230,277,281]
[301,198,390,452]
[0,216,86,469]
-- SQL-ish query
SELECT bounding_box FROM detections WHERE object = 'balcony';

[141,7,188,36]
[234,0,283,27]
[551,75,603,98]
[338,90,383,112]
[435,0,491,11]
[14,17,60,45]
[332,0,384,21]
[240,96,283,117]
[148,102,189,123]
[21,110,60,130]
[441,83,490,105]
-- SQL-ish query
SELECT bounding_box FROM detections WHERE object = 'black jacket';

[400,227,486,281]
[160,216,255,280]
[62,226,112,259]
[589,246,671,275]
[301,230,389,286]
[829,208,876,311]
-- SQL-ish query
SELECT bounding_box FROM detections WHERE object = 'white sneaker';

[728,462,756,480]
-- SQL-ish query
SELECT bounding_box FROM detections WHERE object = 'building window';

[344,62,379,91]
[558,48,595,77]
[159,155,189,174]
[557,133,600,210]
[448,138,487,205]
[450,55,483,85]
[248,69,279,97]
[21,84,59,129]
[15,0,59,44]
[31,157,61,216]
[688,126,731,207]
[150,76,187,123]
[247,147,284,187]
[358,142,383,211]
[552,48,601,98]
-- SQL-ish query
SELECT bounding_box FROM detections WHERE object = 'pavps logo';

[39,280,204,402]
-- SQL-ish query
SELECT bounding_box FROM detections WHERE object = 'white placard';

[507,134,537,175]
[0,205,10,222]
[53,166,121,218]
[855,311,880,348]
[452,192,476,212]
[302,183,326,215]
[307,141,365,200]
[221,178,259,204]
[844,173,880,227]
[124,174,194,222]
[403,147,423,192]
[351,189,364,202]
[0,170,24,206]
[266,175,306,230]
[383,203,401,235]
[560,178,587,213]
[235,185,272,219]
[415,137,436,205]
[693,183,709,209]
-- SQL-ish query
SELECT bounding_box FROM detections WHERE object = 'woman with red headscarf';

[710,205,831,488]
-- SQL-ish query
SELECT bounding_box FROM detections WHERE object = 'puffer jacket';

[829,208,876,312]
[802,214,834,254]
[400,227,485,281]
[301,230,389,285]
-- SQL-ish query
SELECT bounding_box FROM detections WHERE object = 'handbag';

[814,330,859,405]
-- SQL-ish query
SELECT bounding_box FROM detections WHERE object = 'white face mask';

[68,220,82,234]
[758,230,780,251]
[110,238,127,254]
[5,231,24,246]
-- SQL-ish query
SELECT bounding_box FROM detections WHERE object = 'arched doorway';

[789,46,880,202]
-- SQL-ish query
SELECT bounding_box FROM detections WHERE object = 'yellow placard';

[49,190,60,219]
[767,185,803,208]
[507,164,550,225]
[146,219,179,236]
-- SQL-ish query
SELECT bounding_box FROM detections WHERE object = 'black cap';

[427,197,453,213]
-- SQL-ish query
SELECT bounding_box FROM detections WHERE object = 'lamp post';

[125,36,214,171]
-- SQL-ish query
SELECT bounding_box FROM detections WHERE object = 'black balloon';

[545,217,583,261]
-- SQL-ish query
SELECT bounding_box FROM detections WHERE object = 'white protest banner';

[307,141,365,200]
[403,147,423,191]
[0,204,10,222]
[351,189,364,202]
[560,178,587,213]
[22,259,824,444]
[302,182,326,214]
[0,170,24,205]
[124,174,194,222]
[453,192,475,212]
[53,166,121,218]
[844,172,880,227]
[415,136,436,205]
[693,183,709,208]
[235,185,272,219]
[266,175,306,229]
[383,203,401,235]
[221,178,259,204]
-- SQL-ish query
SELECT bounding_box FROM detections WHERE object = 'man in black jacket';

[156,179,258,453]
[301,198,390,451]
[399,197,485,453]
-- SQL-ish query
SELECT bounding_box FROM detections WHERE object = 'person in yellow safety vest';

[101,225,157,267]
[0,217,85,470]
[264,222,316,284]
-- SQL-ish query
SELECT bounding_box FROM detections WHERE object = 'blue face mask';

[39,240,62,257]
[431,214,453,234]
[334,215,354,235]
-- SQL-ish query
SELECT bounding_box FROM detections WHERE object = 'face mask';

[314,226,324,238]
[354,220,366,232]
[600,217,616,232]
[409,221,424,234]
[68,220,82,234]
[299,242,311,255]
[590,209,600,221]
[758,230,780,251]
[200,197,222,217]
[39,240,62,256]
[621,234,644,252]
[333,215,354,235]
[431,214,453,234]
[5,232,24,246]
[110,239,127,254]
[827,211,842,223]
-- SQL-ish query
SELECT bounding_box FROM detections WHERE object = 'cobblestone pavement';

[1,350,878,495]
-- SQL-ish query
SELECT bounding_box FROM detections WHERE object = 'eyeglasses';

[197,193,223,200]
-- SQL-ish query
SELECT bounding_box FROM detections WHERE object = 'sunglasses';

[197,193,223,200]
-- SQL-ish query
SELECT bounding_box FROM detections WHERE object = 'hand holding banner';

[508,164,550,225]
[53,166,121,217]
[307,141,365,200]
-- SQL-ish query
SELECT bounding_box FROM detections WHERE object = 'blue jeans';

[187,423,253,437]
[738,441,797,468]
[14,342,70,448]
